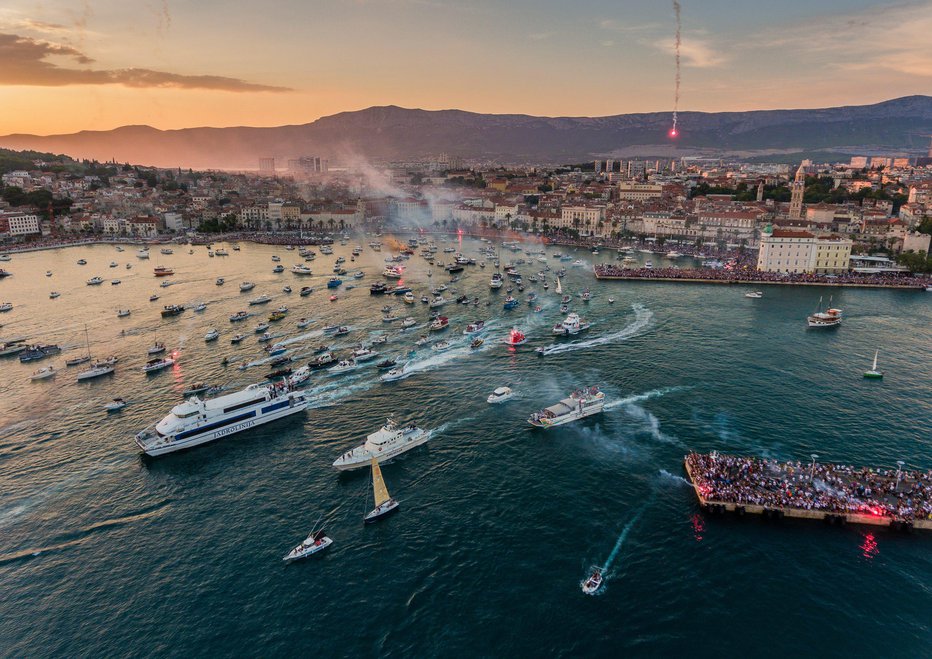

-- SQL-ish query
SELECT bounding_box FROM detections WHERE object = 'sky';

[0,0,930,135]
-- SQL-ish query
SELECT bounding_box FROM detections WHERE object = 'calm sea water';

[1,238,930,658]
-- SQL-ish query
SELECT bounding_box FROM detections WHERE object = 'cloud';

[0,33,291,91]
[653,35,727,68]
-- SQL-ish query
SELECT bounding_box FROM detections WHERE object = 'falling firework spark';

[670,0,681,138]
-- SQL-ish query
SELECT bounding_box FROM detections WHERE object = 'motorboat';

[249,294,272,305]
[147,341,166,355]
[50,291,61,299]
[528,386,606,428]
[582,568,604,595]
[300,287,314,297]
[283,529,332,562]
[487,386,514,404]
[745,291,763,299]
[807,297,842,328]
[31,366,57,380]
[105,398,127,413]
[332,417,427,470]
[239,281,256,292]
[142,356,175,373]
[291,264,313,275]
[503,329,527,346]
[431,340,453,352]
[351,346,378,361]
[464,321,485,334]
[428,316,449,332]
[204,329,220,342]
[87,276,104,285]
[553,313,590,336]
[365,458,400,523]
[135,381,308,456]
[230,333,246,344]
[329,359,359,374]
[229,311,248,322]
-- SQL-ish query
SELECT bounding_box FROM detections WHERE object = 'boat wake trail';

[540,303,652,355]
[602,386,688,412]
[601,502,649,574]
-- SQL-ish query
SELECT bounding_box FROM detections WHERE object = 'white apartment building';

[756,227,852,274]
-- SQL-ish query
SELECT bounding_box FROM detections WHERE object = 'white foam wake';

[540,303,652,355]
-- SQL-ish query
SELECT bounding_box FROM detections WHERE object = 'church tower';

[789,164,805,219]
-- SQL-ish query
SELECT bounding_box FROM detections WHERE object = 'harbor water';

[0,239,930,657]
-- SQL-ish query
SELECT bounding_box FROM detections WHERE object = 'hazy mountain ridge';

[1,96,930,169]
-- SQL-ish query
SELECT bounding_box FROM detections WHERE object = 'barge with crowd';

[684,452,932,531]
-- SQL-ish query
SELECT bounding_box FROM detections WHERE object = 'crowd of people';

[686,452,932,522]
[594,264,928,288]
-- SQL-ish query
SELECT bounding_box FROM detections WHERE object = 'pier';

[684,452,932,531]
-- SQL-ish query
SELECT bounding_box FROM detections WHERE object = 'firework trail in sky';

[671,0,681,137]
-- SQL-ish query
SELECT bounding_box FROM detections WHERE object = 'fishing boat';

[135,381,308,456]
[31,366,57,380]
[582,568,603,595]
[528,386,605,428]
[332,417,428,470]
[864,350,884,379]
[487,386,514,404]
[142,356,175,373]
[365,458,400,523]
[807,297,843,328]
[745,291,763,299]
[503,328,527,346]
[553,313,590,336]
[283,528,332,562]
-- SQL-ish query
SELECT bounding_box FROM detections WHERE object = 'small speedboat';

[582,568,603,595]
[104,398,127,413]
[283,529,332,562]
[487,386,514,404]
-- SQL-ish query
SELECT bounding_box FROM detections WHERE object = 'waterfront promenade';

[595,264,929,290]
[685,452,932,530]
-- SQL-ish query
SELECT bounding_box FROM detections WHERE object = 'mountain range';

[1,96,930,169]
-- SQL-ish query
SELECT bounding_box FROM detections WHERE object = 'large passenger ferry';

[134,381,308,456]
[528,386,605,428]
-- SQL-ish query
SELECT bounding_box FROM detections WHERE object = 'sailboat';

[864,350,884,379]
[364,457,399,523]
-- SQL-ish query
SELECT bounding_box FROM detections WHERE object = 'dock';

[684,452,932,531]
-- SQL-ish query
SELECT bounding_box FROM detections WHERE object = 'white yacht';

[552,312,591,336]
[332,418,428,470]
[487,386,514,404]
[135,382,309,456]
[528,386,606,428]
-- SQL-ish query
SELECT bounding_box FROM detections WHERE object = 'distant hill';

[1,96,930,169]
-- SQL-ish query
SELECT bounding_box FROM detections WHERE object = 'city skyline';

[1,0,931,135]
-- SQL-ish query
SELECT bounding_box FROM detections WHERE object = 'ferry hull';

[137,399,308,456]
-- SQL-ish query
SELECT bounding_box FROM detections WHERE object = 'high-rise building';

[259,157,275,175]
